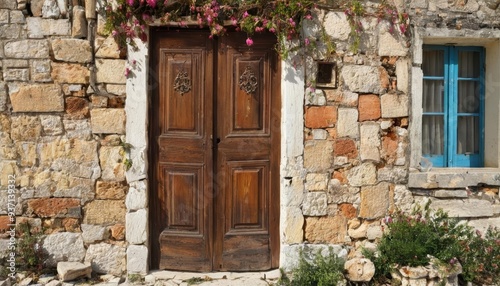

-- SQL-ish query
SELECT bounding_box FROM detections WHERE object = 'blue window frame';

[422,45,485,167]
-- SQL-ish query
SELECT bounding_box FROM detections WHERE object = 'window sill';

[408,168,500,189]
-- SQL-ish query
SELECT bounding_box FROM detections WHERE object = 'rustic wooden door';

[150,29,280,272]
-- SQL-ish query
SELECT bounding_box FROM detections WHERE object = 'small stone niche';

[315,61,337,89]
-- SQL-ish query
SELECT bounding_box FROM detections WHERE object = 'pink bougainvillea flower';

[242,11,249,18]
[231,17,237,26]
[127,0,134,6]
[399,24,407,34]
[269,27,276,33]
[255,26,264,32]
[304,38,310,46]
[124,67,131,77]
[111,30,118,36]
[146,0,156,8]
[246,37,253,46]
[305,14,312,20]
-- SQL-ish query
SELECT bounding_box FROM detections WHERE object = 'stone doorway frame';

[123,35,305,274]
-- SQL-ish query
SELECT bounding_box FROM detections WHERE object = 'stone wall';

[0,0,131,276]
[283,0,500,268]
[0,0,499,277]
[282,6,414,265]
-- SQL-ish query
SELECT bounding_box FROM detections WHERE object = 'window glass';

[457,81,480,113]
[457,116,479,154]
[458,51,480,78]
[423,80,444,112]
[423,50,444,76]
[422,115,444,155]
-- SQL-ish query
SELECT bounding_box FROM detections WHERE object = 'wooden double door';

[150,30,280,272]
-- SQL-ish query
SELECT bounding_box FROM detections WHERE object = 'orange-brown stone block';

[28,198,81,218]
[339,203,357,219]
[110,223,125,240]
[305,106,337,128]
[65,97,89,119]
[0,216,13,233]
[358,94,381,122]
[381,132,398,164]
[305,215,348,244]
[334,139,358,159]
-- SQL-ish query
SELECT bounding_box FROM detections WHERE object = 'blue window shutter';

[449,46,484,167]
[422,45,448,167]
[422,45,485,167]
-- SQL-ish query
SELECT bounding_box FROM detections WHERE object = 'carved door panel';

[214,33,280,271]
[150,30,280,272]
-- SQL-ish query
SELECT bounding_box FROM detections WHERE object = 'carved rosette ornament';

[173,71,192,95]
[239,66,258,94]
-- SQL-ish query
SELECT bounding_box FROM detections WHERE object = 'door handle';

[216,138,221,144]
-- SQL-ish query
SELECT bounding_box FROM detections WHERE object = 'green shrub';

[16,222,47,273]
[364,204,500,285]
[278,247,345,286]
[458,226,500,285]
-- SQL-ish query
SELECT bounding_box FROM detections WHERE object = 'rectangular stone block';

[31,59,52,82]
[4,40,50,58]
[305,106,337,128]
[26,18,71,38]
[126,209,147,244]
[360,122,380,162]
[433,189,468,198]
[95,36,123,59]
[0,9,8,23]
[305,215,348,244]
[302,192,328,216]
[378,31,409,57]
[304,140,333,172]
[305,173,328,191]
[96,180,128,200]
[51,62,90,84]
[431,199,493,218]
[27,198,81,218]
[99,145,126,181]
[341,65,383,94]
[10,84,64,112]
[337,108,359,138]
[127,245,148,274]
[360,182,390,219]
[52,39,91,63]
[0,24,20,39]
[0,0,17,9]
[0,82,6,111]
[358,94,381,121]
[96,59,126,84]
[9,10,24,23]
[83,200,126,224]
[3,59,28,68]
[381,93,409,118]
[3,68,29,81]
[91,108,125,134]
